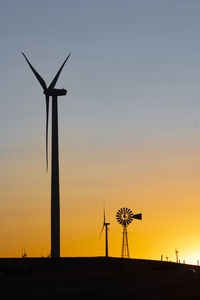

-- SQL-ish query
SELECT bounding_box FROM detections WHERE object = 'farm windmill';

[116,207,142,258]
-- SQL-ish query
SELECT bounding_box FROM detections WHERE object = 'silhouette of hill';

[0,257,199,299]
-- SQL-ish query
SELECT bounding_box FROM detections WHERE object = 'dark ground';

[0,257,200,299]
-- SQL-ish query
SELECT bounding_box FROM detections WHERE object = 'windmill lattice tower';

[116,208,142,258]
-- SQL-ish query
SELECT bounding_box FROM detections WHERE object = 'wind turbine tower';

[116,208,142,258]
[175,249,179,263]
[99,207,110,257]
[22,52,70,258]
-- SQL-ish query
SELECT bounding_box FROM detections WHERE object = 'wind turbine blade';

[45,95,49,171]
[99,224,104,239]
[22,52,47,91]
[48,53,71,90]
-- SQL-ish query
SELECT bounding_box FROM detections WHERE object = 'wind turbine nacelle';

[44,89,67,96]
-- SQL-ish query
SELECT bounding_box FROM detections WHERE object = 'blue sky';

[1,0,200,150]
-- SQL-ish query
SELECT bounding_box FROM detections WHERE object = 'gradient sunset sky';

[1,0,200,264]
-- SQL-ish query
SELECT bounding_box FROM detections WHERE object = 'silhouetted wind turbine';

[175,249,179,263]
[99,206,110,257]
[22,52,71,258]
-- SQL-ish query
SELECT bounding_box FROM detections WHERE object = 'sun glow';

[183,251,200,266]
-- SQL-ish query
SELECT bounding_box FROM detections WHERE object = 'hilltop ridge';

[0,257,199,299]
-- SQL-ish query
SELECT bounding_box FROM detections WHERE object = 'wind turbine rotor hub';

[116,208,134,226]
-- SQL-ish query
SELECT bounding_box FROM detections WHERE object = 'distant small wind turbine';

[175,249,179,263]
[22,52,71,258]
[99,206,110,258]
[22,249,27,258]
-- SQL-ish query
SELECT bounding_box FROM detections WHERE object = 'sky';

[1,0,200,264]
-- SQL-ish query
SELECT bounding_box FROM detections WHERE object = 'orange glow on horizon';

[1,134,200,263]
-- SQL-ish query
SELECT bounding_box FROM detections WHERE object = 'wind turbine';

[175,249,179,263]
[22,52,71,258]
[99,207,110,258]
